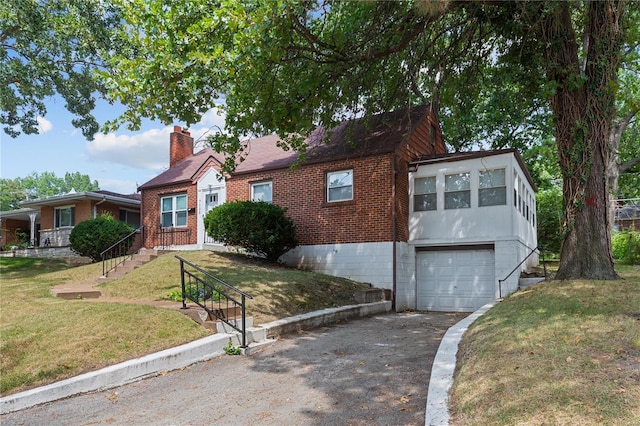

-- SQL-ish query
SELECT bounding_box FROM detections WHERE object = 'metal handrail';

[100,226,144,277]
[498,245,546,297]
[176,256,254,347]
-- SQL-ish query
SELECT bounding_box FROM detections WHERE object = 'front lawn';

[0,251,371,396]
[450,265,640,425]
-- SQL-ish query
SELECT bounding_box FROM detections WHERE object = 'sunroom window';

[444,173,470,209]
[161,194,187,227]
[414,176,437,211]
[479,168,507,207]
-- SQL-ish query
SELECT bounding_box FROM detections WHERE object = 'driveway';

[1,311,467,426]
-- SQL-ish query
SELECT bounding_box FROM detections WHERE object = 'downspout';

[391,157,397,311]
[93,197,107,218]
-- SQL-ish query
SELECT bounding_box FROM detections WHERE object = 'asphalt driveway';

[1,311,468,426]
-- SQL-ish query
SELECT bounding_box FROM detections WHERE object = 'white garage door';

[416,249,495,312]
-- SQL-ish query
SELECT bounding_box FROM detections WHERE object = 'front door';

[203,192,220,244]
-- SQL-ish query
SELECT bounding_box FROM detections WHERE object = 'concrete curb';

[424,302,497,426]
[0,301,391,414]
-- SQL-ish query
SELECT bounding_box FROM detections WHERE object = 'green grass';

[450,266,640,425]
[0,251,371,396]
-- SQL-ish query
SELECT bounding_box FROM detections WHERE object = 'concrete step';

[519,277,546,289]
[51,286,101,300]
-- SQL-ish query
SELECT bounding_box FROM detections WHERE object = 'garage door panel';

[417,250,495,312]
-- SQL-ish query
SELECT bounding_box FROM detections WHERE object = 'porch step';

[519,277,546,289]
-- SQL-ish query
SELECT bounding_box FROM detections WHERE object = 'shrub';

[204,201,297,261]
[611,231,640,265]
[69,214,134,262]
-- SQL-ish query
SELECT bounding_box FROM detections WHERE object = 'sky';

[0,98,227,195]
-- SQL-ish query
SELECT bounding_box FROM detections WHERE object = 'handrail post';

[241,294,247,348]
[179,259,187,310]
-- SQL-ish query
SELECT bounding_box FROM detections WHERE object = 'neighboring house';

[614,202,640,232]
[0,190,141,249]
[138,105,538,312]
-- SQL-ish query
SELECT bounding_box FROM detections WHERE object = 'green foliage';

[204,201,297,262]
[611,231,640,265]
[165,285,224,303]
[0,0,123,139]
[0,172,99,211]
[223,338,241,356]
[536,187,564,256]
[69,214,134,262]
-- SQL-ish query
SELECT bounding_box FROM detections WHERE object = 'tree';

[102,1,637,280]
[0,0,122,139]
[0,172,99,210]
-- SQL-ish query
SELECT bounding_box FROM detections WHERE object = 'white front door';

[203,192,220,244]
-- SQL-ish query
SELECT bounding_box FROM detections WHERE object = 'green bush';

[535,187,564,256]
[611,231,640,265]
[204,201,297,261]
[69,214,134,262]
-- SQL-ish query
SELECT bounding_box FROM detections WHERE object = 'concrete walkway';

[1,303,494,425]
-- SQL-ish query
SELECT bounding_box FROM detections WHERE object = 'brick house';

[1,191,140,249]
[138,105,538,312]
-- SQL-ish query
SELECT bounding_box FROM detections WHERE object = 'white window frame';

[251,181,273,203]
[326,169,353,203]
[414,176,437,211]
[444,172,471,209]
[161,194,188,228]
[54,205,75,228]
[478,168,507,207]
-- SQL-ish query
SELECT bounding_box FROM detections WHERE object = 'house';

[614,202,640,231]
[138,105,538,312]
[1,190,141,250]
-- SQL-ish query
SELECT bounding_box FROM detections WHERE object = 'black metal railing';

[176,256,253,347]
[498,245,546,297]
[101,227,144,277]
[156,227,191,249]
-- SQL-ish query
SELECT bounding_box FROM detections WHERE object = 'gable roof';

[140,105,435,189]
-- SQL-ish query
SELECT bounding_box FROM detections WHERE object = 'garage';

[416,247,495,312]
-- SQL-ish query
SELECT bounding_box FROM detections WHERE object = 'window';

[414,176,437,211]
[54,206,75,228]
[119,209,141,228]
[161,194,187,227]
[479,168,507,207]
[251,181,272,203]
[445,173,470,209]
[327,170,353,202]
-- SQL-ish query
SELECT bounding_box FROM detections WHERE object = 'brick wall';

[141,181,199,248]
[227,154,396,245]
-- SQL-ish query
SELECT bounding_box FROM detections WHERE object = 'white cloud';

[85,108,228,171]
[37,116,53,134]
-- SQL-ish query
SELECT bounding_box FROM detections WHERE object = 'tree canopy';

[0,0,122,139]
[0,171,99,211]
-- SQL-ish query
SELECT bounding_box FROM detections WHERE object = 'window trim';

[54,205,75,228]
[478,168,507,207]
[444,172,471,210]
[250,180,273,203]
[414,175,437,212]
[326,169,354,203]
[160,193,188,228]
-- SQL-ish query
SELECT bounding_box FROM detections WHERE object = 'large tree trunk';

[544,1,624,280]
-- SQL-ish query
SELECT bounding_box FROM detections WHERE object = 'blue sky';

[0,98,226,195]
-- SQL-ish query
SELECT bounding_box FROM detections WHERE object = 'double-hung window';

[444,172,470,209]
[479,168,507,207]
[54,206,75,228]
[251,181,273,203]
[414,176,437,211]
[327,169,353,202]
[161,194,187,228]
